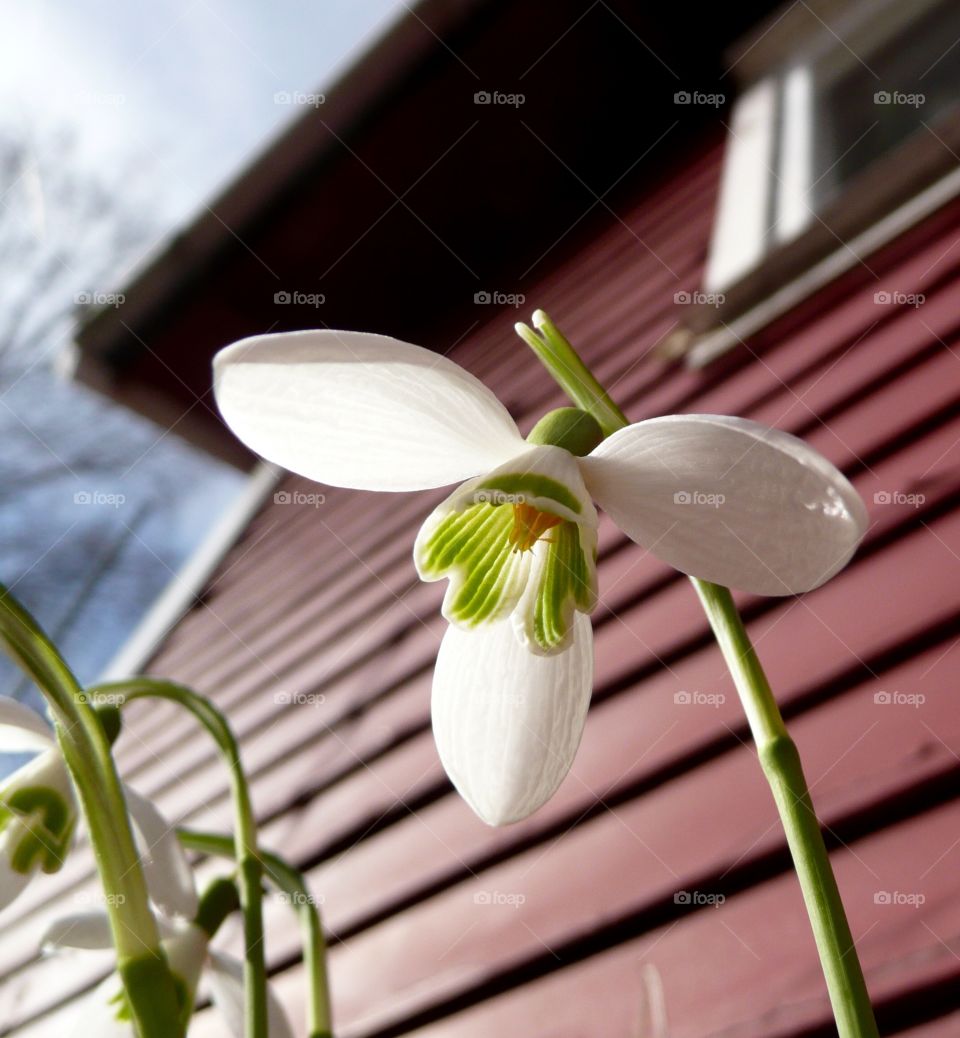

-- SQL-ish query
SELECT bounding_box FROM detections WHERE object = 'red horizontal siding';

[3,137,960,1037]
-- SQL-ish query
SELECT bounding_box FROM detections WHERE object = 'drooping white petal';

[0,697,54,753]
[164,921,209,999]
[213,330,525,491]
[42,910,114,951]
[207,950,295,1038]
[124,785,198,920]
[67,974,136,1038]
[432,612,593,826]
[581,415,868,595]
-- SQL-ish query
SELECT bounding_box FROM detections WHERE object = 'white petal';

[0,697,54,753]
[581,415,868,595]
[68,975,135,1038]
[124,785,198,920]
[213,330,525,491]
[42,910,114,951]
[165,921,208,995]
[432,613,594,826]
[207,951,295,1038]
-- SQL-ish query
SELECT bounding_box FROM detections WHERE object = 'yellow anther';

[509,503,561,553]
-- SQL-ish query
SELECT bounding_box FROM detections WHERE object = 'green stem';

[93,680,269,1038]
[514,310,628,437]
[0,587,182,1038]
[521,314,879,1038]
[179,827,333,1038]
[692,581,878,1037]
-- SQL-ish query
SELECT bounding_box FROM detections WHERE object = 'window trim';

[686,161,960,367]
[679,0,960,363]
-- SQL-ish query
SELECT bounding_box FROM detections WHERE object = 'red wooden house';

[2,0,959,1034]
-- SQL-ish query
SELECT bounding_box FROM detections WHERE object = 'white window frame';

[682,0,960,365]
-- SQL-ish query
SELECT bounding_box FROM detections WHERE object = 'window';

[682,0,960,363]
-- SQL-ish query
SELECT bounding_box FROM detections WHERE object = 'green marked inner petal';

[420,501,501,574]
[417,503,530,629]
[478,473,581,515]
[419,502,498,577]
[3,786,76,875]
[519,521,598,654]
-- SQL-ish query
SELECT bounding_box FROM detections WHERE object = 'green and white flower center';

[0,749,76,876]
[414,445,598,655]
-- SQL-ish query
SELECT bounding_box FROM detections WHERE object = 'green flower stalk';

[91,679,271,1038]
[179,828,333,1038]
[0,586,183,1038]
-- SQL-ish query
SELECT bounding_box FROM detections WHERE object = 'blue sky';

[0,2,408,711]
[0,0,405,231]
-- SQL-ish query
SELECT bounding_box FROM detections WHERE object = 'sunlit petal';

[582,415,868,595]
[432,613,593,825]
[214,330,525,491]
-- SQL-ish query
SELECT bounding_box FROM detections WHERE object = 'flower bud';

[527,407,603,456]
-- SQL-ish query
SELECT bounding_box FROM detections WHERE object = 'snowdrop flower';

[43,901,294,1038]
[213,328,867,825]
[0,696,196,917]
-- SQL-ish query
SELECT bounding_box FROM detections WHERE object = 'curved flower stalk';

[213,327,867,826]
[42,896,294,1038]
[0,696,196,918]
